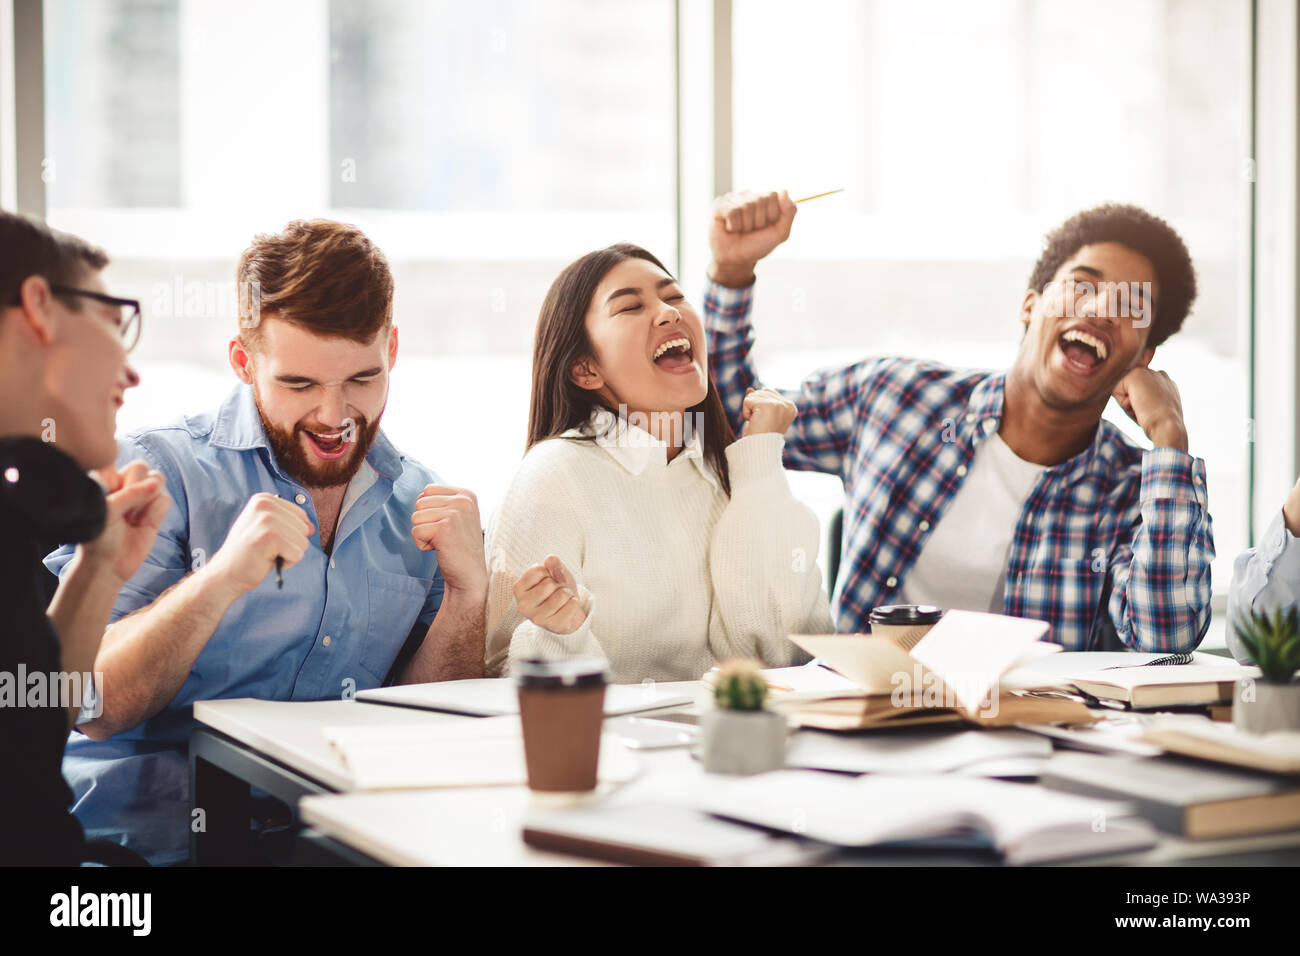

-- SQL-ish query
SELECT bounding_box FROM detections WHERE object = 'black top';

[0,437,106,865]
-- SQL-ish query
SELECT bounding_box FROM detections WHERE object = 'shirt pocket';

[360,568,432,682]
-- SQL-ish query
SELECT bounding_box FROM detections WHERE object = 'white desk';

[189,683,704,864]
[191,682,1300,868]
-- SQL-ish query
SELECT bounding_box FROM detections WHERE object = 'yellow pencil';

[794,188,845,203]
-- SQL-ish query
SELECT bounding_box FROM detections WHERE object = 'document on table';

[783,727,1052,775]
[696,770,1156,864]
[323,716,641,790]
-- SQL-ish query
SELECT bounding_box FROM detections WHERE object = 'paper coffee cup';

[515,657,607,792]
[868,604,944,649]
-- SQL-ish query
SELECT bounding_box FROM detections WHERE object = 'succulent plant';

[1234,606,1300,684]
[713,658,768,711]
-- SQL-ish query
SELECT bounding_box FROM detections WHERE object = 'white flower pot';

[1233,677,1300,735]
[700,708,787,775]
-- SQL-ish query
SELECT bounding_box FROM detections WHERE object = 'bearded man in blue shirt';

[45,219,488,864]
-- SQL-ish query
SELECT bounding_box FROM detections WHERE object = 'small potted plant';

[700,659,788,774]
[1232,606,1300,734]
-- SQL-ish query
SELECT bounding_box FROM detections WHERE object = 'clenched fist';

[411,484,488,599]
[740,386,798,438]
[1112,367,1188,451]
[513,555,587,636]
[708,189,798,288]
[82,460,172,585]
[204,492,314,598]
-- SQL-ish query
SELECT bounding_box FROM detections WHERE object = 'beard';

[254,390,384,489]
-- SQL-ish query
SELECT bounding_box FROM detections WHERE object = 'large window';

[39,0,1256,635]
[43,0,677,510]
[729,0,1252,600]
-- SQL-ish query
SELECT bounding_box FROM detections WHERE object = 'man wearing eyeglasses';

[0,211,169,865]
[43,219,488,866]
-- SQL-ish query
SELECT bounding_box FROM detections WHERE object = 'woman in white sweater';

[485,243,834,682]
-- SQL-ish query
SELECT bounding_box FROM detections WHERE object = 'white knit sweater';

[484,413,835,682]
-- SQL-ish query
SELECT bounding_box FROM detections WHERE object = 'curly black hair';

[1027,203,1196,349]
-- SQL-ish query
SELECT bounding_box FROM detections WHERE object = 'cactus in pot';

[701,659,787,774]
[1231,607,1300,734]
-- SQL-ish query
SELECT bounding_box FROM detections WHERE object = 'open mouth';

[302,428,350,460]
[652,336,695,373]
[1057,328,1109,374]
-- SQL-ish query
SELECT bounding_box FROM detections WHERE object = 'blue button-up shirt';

[44,384,446,863]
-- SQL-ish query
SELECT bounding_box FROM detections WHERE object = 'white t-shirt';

[900,432,1047,613]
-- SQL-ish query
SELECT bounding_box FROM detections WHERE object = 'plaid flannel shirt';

[704,278,1215,652]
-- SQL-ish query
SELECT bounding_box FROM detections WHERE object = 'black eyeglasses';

[48,285,143,353]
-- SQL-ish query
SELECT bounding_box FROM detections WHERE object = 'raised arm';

[708,426,834,664]
[1106,368,1215,652]
[704,189,875,479]
[44,462,170,728]
[404,484,489,682]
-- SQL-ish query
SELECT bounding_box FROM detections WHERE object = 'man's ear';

[569,358,603,392]
[387,324,399,373]
[228,336,254,384]
[1019,289,1036,332]
[16,275,58,346]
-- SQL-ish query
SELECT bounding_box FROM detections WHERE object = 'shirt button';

[322,635,332,647]
[984,419,996,433]
[956,465,968,477]
[886,576,898,588]
[965,414,975,424]
[294,493,307,505]
[919,520,930,532]
[330,558,336,569]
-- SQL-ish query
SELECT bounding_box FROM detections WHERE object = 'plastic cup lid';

[514,656,609,689]
[868,604,944,626]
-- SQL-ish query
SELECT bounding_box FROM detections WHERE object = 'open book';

[777,610,1093,730]
[697,769,1156,864]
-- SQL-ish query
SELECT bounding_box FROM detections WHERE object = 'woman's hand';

[740,386,797,437]
[513,555,587,635]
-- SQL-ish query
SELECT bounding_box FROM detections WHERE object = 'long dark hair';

[527,243,737,495]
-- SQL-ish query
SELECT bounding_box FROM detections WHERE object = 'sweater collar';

[564,408,718,490]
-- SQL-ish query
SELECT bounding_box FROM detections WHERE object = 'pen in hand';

[274,491,285,589]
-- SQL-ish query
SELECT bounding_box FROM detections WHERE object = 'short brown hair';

[236,219,393,345]
[1,211,109,308]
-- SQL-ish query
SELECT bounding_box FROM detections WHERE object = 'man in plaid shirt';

[704,193,1214,652]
